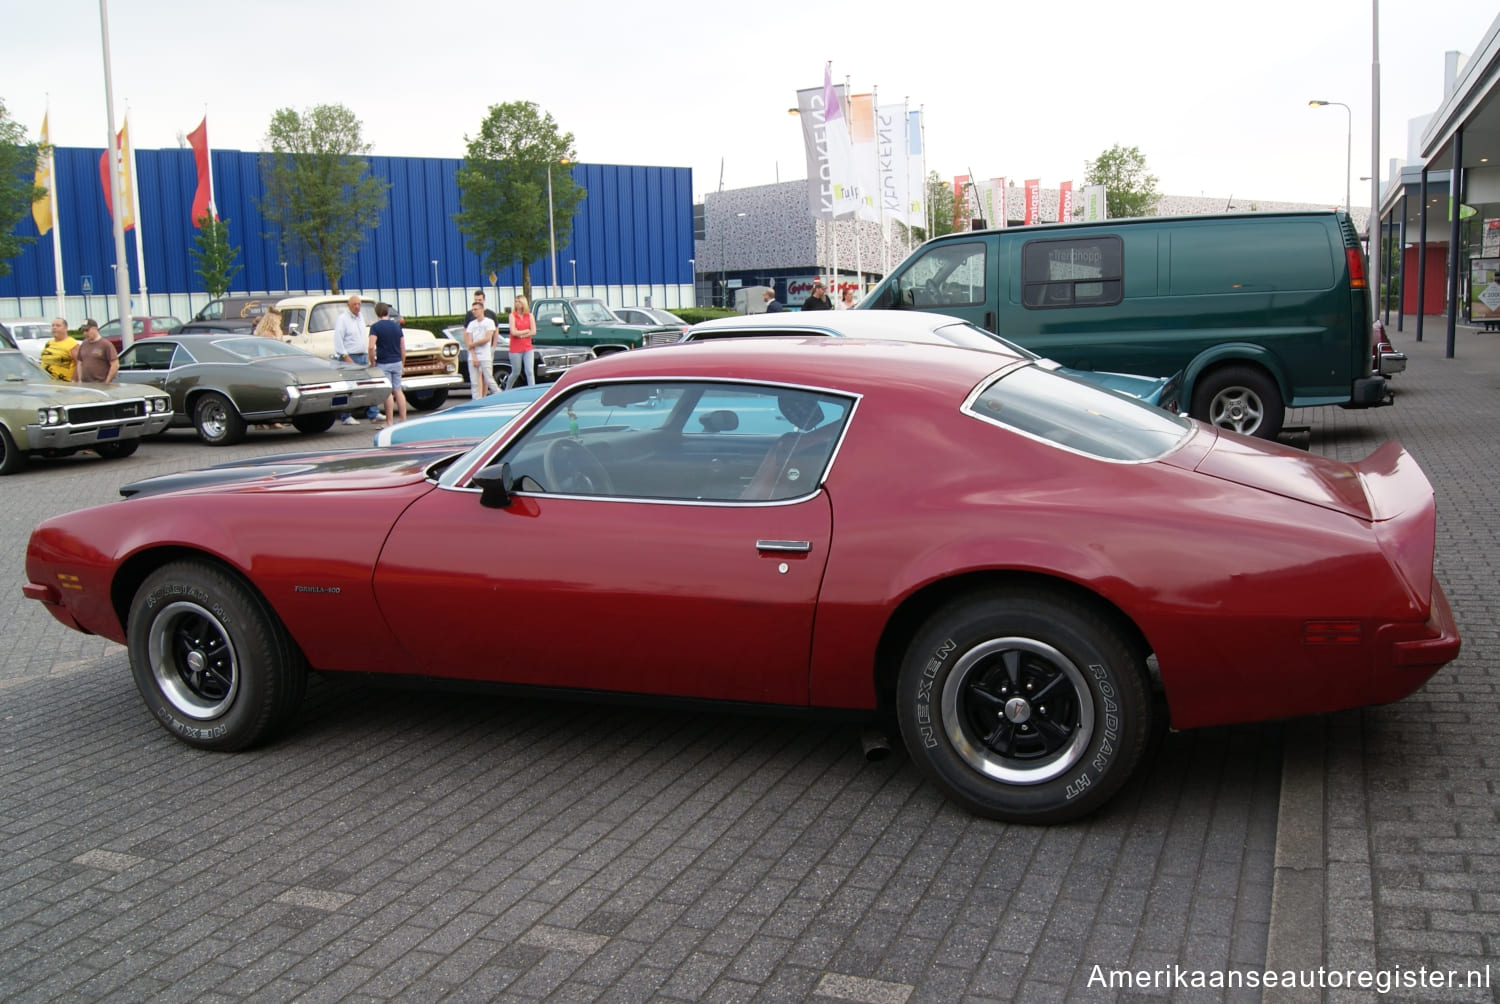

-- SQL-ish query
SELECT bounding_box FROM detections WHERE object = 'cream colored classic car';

[275,295,463,410]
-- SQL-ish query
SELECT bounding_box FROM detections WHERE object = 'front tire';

[291,413,337,434]
[0,425,27,475]
[94,440,140,460]
[126,560,307,751]
[408,388,448,412]
[193,392,247,445]
[896,588,1150,824]
[1190,365,1284,439]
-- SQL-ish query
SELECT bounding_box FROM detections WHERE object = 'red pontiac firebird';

[23,337,1460,824]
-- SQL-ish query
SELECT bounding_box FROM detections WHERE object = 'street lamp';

[720,212,747,308]
[569,258,577,296]
[1308,100,1351,215]
[430,260,439,314]
[688,258,696,307]
[279,261,288,293]
[546,158,571,299]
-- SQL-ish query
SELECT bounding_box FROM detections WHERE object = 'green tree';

[0,98,44,279]
[257,104,389,294]
[190,215,243,298]
[1084,144,1160,219]
[927,172,957,238]
[455,102,584,302]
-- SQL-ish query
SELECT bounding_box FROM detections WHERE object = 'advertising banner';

[1024,179,1040,225]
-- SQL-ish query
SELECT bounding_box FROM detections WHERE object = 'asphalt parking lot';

[1,327,1495,1002]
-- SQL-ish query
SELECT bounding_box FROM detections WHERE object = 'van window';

[1167,223,1334,294]
[1022,237,1123,309]
[901,241,987,307]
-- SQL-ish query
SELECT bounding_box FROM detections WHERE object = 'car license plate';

[97,427,120,440]
[332,395,349,406]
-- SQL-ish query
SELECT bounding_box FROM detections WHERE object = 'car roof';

[684,310,1035,355]
[558,336,1022,400]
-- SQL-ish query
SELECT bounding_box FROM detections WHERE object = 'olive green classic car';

[112,333,390,445]
[0,349,173,475]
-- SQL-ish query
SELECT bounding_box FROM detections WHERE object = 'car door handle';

[756,540,812,554]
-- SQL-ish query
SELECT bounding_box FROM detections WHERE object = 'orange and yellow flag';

[32,113,52,234]
[98,120,135,230]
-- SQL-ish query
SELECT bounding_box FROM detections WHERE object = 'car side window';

[491,381,852,503]
[201,302,223,320]
[120,340,180,371]
[1021,236,1124,309]
[281,308,305,334]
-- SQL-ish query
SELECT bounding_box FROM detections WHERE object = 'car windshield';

[216,337,315,360]
[572,301,618,324]
[0,352,50,382]
[309,302,375,332]
[967,365,1192,462]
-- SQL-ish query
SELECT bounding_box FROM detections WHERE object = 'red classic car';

[23,337,1460,823]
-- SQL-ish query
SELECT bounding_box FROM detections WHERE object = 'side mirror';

[473,461,516,508]
[288,322,301,335]
[549,316,564,327]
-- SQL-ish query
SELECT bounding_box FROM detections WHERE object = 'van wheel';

[1191,365,1283,439]
[408,389,448,412]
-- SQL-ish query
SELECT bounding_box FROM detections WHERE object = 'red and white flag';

[1057,181,1074,223]
[1024,179,1040,225]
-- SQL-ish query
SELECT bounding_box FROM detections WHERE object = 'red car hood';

[119,444,463,500]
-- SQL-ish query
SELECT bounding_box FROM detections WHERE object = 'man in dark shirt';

[367,302,406,427]
[763,289,785,313]
[802,280,833,311]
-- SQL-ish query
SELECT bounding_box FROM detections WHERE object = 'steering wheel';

[542,438,614,495]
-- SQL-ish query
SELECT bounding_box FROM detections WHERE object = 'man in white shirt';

[464,301,501,397]
[333,294,378,423]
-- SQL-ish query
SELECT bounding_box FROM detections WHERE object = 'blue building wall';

[2,147,695,302]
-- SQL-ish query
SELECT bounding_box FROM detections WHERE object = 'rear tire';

[291,413,337,434]
[126,560,307,751]
[1190,365,1283,439]
[896,588,1151,824]
[193,392,247,445]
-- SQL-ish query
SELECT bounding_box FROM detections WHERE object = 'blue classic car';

[373,385,550,447]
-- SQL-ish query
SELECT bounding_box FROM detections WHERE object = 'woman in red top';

[506,295,535,390]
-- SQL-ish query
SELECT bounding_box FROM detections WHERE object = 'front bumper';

[399,373,466,392]
[25,409,173,449]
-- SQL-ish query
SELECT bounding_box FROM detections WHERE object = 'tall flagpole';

[41,104,66,317]
[98,0,132,344]
[920,105,929,236]
[872,84,888,280]
[125,110,148,315]
[1369,0,1381,326]
[903,96,912,254]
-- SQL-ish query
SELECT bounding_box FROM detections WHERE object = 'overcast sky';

[2,1,1494,210]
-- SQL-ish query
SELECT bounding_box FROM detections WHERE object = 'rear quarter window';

[1167,223,1334,294]
[966,365,1192,462]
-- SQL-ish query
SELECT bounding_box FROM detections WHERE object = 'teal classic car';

[0,349,173,474]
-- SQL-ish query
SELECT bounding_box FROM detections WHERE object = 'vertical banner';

[797,67,859,221]
[875,103,908,231]
[849,94,880,222]
[32,113,53,234]
[1024,179,1040,225]
[187,116,217,226]
[1057,181,1074,223]
[906,109,925,228]
[981,178,1007,230]
[952,175,970,232]
[1082,184,1107,221]
[97,121,135,229]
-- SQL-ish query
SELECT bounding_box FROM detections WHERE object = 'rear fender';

[1179,344,1289,411]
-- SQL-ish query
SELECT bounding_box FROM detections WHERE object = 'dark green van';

[860,210,1386,439]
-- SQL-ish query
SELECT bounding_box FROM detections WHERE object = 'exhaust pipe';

[860,728,893,762]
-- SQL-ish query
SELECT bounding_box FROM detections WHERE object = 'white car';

[2,318,53,363]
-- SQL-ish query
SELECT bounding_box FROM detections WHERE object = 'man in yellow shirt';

[38,319,78,382]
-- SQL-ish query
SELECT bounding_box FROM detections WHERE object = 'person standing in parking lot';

[368,302,407,428]
[763,289,785,313]
[40,319,78,381]
[505,295,536,390]
[802,280,833,311]
[71,320,118,383]
[465,301,501,397]
[334,294,378,424]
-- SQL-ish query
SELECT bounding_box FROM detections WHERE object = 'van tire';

[1191,365,1283,439]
